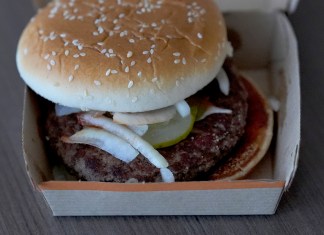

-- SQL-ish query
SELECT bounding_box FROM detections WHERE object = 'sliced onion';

[113,106,176,125]
[127,124,149,136]
[160,168,175,183]
[197,106,232,121]
[78,113,169,168]
[216,68,230,96]
[55,104,81,116]
[268,97,280,112]
[175,100,190,117]
[226,41,234,57]
[61,127,139,163]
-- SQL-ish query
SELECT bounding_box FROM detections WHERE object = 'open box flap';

[225,12,300,189]
[216,0,299,13]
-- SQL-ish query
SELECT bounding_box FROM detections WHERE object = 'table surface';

[1,0,324,234]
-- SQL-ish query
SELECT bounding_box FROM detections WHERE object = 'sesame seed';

[109,31,114,37]
[68,75,74,82]
[108,49,113,53]
[93,32,99,36]
[120,31,126,37]
[150,49,154,54]
[72,39,79,45]
[78,45,83,50]
[44,54,50,60]
[119,13,125,18]
[64,41,69,47]
[137,71,142,77]
[97,42,104,46]
[105,53,110,58]
[94,80,101,86]
[174,59,180,64]
[201,58,207,63]
[125,66,129,73]
[151,22,157,27]
[105,69,111,76]
[98,26,104,34]
[50,60,56,66]
[129,39,135,43]
[52,51,57,56]
[73,54,79,58]
[128,80,134,88]
[113,19,118,24]
[147,57,152,64]
[130,61,136,66]
[197,32,203,39]
[111,70,118,74]
[60,33,66,38]
[143,51,149,55]
[47,64,51,71]
[110,53,116,57]
[65,50,69,56]
[74,64,80,70]
[101,49,107,54]
[114,25,121,30]
[173,52,180,56]
[127,51,133,58]
[80,52,86,57]
[151,44,156,49]
[182,58,187,64]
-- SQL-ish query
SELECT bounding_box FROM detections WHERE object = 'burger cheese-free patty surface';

[44,65,248,182]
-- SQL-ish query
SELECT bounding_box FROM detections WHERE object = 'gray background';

[1,0,323,234]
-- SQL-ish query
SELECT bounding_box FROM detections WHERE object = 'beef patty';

[44,65,248,182]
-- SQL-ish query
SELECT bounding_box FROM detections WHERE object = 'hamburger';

[16,0,273,183]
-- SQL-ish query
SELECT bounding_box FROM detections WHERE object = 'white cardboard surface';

[226,12,300,188]
[216,0,299,13]
[43,187,283,216]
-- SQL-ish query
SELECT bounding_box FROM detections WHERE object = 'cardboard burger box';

[22,0,300,216]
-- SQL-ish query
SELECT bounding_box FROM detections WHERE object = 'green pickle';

[142,106,197,149]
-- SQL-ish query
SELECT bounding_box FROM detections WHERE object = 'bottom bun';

[208,76,273,180]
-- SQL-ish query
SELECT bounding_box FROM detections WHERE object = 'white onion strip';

[127,124,149,136]
[113,106,176,125]
[61,127,139,163]
[216,68,230,96]
[160,168,175,183]
[175,100,191,117]
[78,113,169,168]
[197,106,232,121]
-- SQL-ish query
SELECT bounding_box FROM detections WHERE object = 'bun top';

[17,0,227,112]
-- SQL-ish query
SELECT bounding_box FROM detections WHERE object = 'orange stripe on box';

[38,180,285,192]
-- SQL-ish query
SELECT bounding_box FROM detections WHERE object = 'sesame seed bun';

[16,0,227,112]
